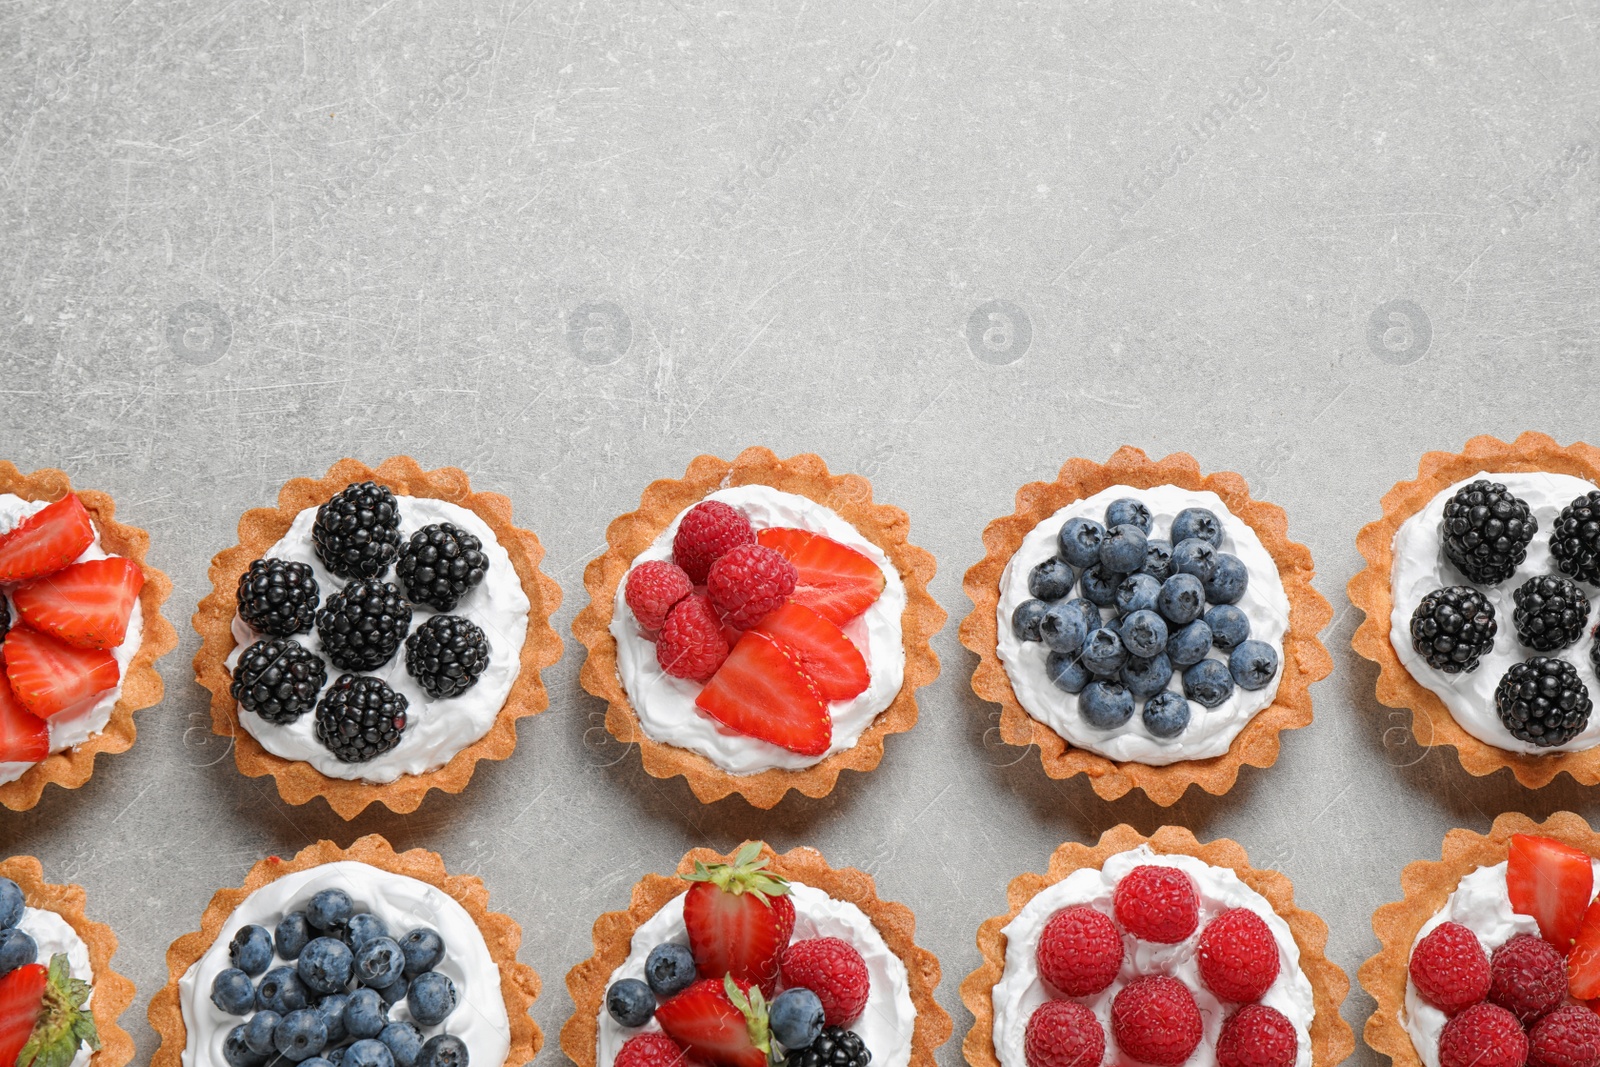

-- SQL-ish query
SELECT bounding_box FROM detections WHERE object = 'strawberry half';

[13,557,143,650]
[3,627,119,719]
[0,673,49,764]
[1573,898,1600,999]
[751,602,869,701]
[1508,833,1595,951]
[0,497,94,583]
[0,953,98,1067]
[756,528,885,624]
[655,976,771,1067]
[695,632,830,756]
[681,842,797,996]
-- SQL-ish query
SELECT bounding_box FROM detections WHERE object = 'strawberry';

[0,673,49,764]
[1569,897,1600,999]
[756,528,885,624]
[0,497,94,583]
[0,954,99,1067]
[13,558,143,650]
[654,976,771,1067]
[3,627,119,719]
[751,602,869,701]
[681,842,797,996]
[1509,834,1595,951]
[695,632,831,756]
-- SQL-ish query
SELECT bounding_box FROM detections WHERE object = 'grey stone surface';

[2,0,1599,1063]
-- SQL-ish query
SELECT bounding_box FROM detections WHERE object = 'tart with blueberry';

[192,457,563,818]
[0,462,175,810]
[562,840,949,1067]
[573,447,943,807]
[149,834,540,1067]
[1350,432,1600,786]
[960,447,1331,804]
[961,825,1352,1067]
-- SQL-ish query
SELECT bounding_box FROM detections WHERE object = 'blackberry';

[786,1027,871,1067]
[316,579,412,671]
[405,614,490,698]
[1440,480,1537,586]
[395,523,488,612]
[312,481,402,580]
[231,639,327,725]
[1495,657,1592,747]
[1410,587,1498,672]
[314,675,409,763]
[1551,491,1600,585]
[236,557,320,636]
[1513,575,1591,651]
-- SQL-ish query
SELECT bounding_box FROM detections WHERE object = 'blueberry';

[299,937,355,995]
[1080,564,1123,607]
[1061,598,1103,633]
[1204,553,1249,604]
[1144,691,1192,738]
[1171,538,1217,582]
[345,986,390,1039]
[1045,651,1092,694]
[317,992,350,1045]
[379,1021,425,1067]
[258,965,310,1014]
[1183,659,1236,708]
[1142,539,1174,581]
[346,913,389,950]
[355,936,406,990]
[400,928,446,978]
[1166,620,1214,667]
[244,1011,282,1056]
[0,879,22,931]
[224,1024,266,1067]
[1157,574,1206,625]
[1122,653,1174,699]
[1100,524,1147,574]
[1058,518,1106,568]
[1011,599,1049,642]
[277,912,314,960]
[606,976,655,1028]
[307,889,354,932]
[1079,628,1127,677]
[230,924,275,977]
[1230,640,1280,690]
[644,943,697,999]
[1119,609,1168,659]
[417,1035,468,1067]
[345,1038,397,1067]
[328,1048,348,1067]
[1115,573,1161,617]
[1204,604,1251,652]
[1171,507,1222,547]
[1105,497,1152,534]
[1029,557,1077,601]
[302,1060,336,1067]
[770,987,826,1049]
[1039,603,1089,655]
[376,976,409,1007]
[407,971,458,1027]
[1080,681,1135,729]
[275,1008,329,1062]
[0,928,37,977]
[212,967,258,1015]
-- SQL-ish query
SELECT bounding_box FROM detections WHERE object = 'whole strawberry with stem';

[0,953,99,1067]
[655,975,772,1067]
[682,842,796,996]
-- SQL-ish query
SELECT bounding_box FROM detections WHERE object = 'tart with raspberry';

[961,825,1352,1067]
[961,447,1332,804]
[149,834,541,1067]
[1351,432,1600,787]
[0,462,175,810]
[563,840,949,1067]
[573,447,943,807]
[192,457,563,818]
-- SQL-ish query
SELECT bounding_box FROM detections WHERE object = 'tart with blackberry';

[192,457,562,818]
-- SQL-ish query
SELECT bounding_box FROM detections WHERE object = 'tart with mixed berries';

[1350,432,1600,786]
[1361,811,1600,1067]
[574,448,943,807]
[0,463,175,810]
[961,825,1352,1067]
[149,834,541,1067]
[961,447,1331,804]
[563,841,949,1067]
[192,457,563,818]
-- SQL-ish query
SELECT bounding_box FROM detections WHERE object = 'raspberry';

[1198,907,1282,1004]
[1024,1000,1105,1067]
[1440,1003,1530,1067]
[1113,865,1199,944]
[1036,905,1123,998]
[1530,1005,1600,1067]
[656,594,729,682]
[1489,933,1566,1025]
[616,1033,689,1067]
[625,560,694,630]
[1217,1004,1299,1067]
[1410,921,1491,1015]
[673,501,755,584]
[707,544,797,630]
[779,937,870,1028]
[1110,976,1203,1067]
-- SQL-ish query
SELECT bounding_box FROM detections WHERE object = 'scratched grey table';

[3,0,1599,1063]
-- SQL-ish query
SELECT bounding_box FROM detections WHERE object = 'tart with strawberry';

[564,841,949,1067]
[0,463,174,810]
[574,448,943,806]
[962,825,1352,1067]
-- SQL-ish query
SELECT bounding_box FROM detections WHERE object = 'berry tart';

[1361,811,1600,1067]
[563,841,949,1067]
[961,448,1332,804]
[961,825,1352,1067]
[573,448,943,807]
[192,457,562,818]
[149,834,540,1067]
[0,462,175,810]
[1350,432,1600,787]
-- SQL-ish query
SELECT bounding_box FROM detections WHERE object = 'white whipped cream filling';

[595,882,916,1067]
[178,861,509,1067]
[991,845,1315,1067]
[0,494,145,786]
[995,485,1290,765]
[610,485,908,775]
[1389,471,1600,754]
[17,906,94,1067]
[224,497,529,783]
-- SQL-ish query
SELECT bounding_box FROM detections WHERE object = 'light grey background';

[3,0,1599,1064]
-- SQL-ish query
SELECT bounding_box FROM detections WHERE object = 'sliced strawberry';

[0,954,97,1067]
[0,497,94,583]
[1508,833,1595,952]
[654,976,771,1067]
[1573,898,1600,998]
[13,557,143,650]
[695,632,830,756]
[0,673,49,764]
[751,602,869,701]
[756,528,885,624]
[0,963,46,1067]
[3,627,119,719]
[681,842,796,995]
